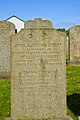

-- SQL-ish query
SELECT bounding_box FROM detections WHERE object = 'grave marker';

[0,21,15,78]
[11,18,67,120]
[69,25,80,62]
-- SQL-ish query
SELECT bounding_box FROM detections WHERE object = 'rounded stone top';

[24,18,53,29]
[69,25,80,31]
[0,20,15,30]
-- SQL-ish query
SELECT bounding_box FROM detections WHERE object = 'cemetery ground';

[0,66,80,120]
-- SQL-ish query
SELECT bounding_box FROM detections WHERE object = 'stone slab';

[0,21,15,78]
[11,18,67,120]
[69,25,80,62]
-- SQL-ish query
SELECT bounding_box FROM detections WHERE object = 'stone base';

[66,60,80,66]
[5,116,71,120]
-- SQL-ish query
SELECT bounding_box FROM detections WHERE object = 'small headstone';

[66,36,69,60]
[11,18,67,120]
[69,25,80,62]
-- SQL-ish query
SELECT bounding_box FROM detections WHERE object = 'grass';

[0,66,80,120]
[66,66,80,95]
[0,79,11,120]
[67,66,80,120]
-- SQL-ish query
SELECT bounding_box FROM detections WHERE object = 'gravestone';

[11,18,67,120]
[66,36,69,60]
[69,25,80,62]
[0,21,15,78]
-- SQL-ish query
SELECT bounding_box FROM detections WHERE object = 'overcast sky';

[0,0,80,29]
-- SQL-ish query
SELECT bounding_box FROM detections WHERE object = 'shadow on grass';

[67,93,80,116]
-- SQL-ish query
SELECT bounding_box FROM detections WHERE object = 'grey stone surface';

[69,25,80,62]
[66,36,69,60]
[78,116,80,120]
[11,18,67,120]
[0,20,15,78]
[24,18,53,28]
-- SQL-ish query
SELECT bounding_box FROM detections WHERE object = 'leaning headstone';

[69,25,80,62]
[11,18,67,120]
[0,21,15,78]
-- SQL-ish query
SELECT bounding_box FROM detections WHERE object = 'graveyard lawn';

[0,79,11,120]
[0,66,80,120]
[67,66,80,120]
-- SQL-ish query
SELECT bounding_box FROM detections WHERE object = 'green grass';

[67,66,80,120]
[67,66,80,95]
[0,66,80,120]
[0,79,11,120]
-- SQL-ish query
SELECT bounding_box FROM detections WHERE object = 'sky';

[0,0,80,29]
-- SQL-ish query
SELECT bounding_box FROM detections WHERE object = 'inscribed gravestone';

[69,25,80,62]
[0,21,15,78]
[11,18,67,120]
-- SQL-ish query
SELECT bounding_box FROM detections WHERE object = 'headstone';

[0,21,15,78]
[69,25,80,62]
[66,36,69,60]
[11,18,67,120]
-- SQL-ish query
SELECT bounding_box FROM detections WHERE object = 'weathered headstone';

[69,25,80,62]
[66,36,70,60]
[0,21,15,78]
[11,18,67,120]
